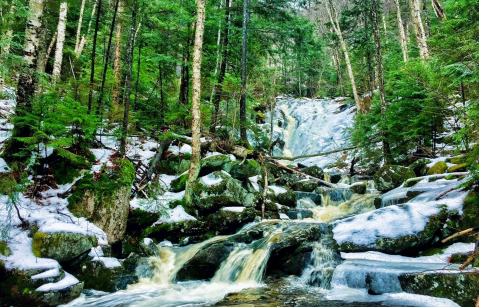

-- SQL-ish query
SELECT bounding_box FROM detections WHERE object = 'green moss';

[445,174,456,180]
[408,158,431,176]
[38,150,95,185]
[427,161,448,175]
[32,232,98,261]
[404,178,422,188]
[450,155,468,165]
[0,241,12,256]
[170,173,188,192]
[373,165,416,192]
[68,158,135,216]
[448,163,467,173]
[429,176,440,182]
[126,209,160,236]
[462,192,479,230]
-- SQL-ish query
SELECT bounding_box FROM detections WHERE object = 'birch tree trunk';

[74,0,86,53]
[37,31,57,73]
[372,0,392,162]
[409,0,429,59]
[112,0,123,105]
[325,0,361,112]
[5,0,45,162]
[210,0,224,103]
[210,0,231,134]
[184,0,207,205]
[239,0,249,142]
[77,0,98,58]
[431,0,446,20]
[52,2,68,80]
[394,0,408,62]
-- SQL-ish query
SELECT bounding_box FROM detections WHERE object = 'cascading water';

[297,242,338,289]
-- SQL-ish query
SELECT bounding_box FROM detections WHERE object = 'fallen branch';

[266,158,333,188]
[172,133,252,159]
[442,227,479,243]
[269,146,357,161]
[460,251,476,270]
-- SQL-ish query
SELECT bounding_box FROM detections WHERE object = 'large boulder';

[68,159,135,243]
[427,161,448,175]
[191,171,260,214]
[199,154,234,176]
[228,159,261,180]
[144,220,209,245]
[205,208,257,235]
[170,173,188,192]
[156,154,191,176]
[32,232,98,262]
[399,271,479,307]
[276,188,297,207]
[373,165,416,192]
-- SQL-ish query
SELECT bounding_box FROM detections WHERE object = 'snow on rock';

[36,272,79,292]
[40,223,91,235]
[333,177,468,247]
[157,205,196,224]
[91,257,122,268]
[31,268,61,280]
[0,158,10,172]
[200,172,228,186]
[249,176,260,192]
[130,191,186,213]
[221,207,246,213]
[268,186,287,195]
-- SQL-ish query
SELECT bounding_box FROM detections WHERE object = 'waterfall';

[298,242,338,289]
[311,194,377,223]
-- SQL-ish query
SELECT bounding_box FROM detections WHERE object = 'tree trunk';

[133,42,142,112]
[158,58,165,125]
[88,0,102,114]
[431,0,446,20]
[325,0,362,112]
[210,0,231,134]
[120,0,138,155]
[112,0,123,105]
[98,0,119,113]
[184,0,207,204]
[76,0,98,58]
[239,0,249,142]
[422,0,431,38]
[74,0,86,53]
[394,0,408,62]
[409,0,429,59]
[372,0,392,163]
[37,31,57,73]
[52,2,68,80]
[210,0,224,103]
[5,0,44,163]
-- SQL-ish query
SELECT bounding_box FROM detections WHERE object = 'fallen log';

[266,158,334,188]
[172,133,252,159]
[269,146,357,161]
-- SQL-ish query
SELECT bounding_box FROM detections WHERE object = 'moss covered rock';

[32,232,98,262]
[228,159,261,180]
[156,154,191,176]
[350,182,367,194]
[126,209,160,236]
[276,188,297,207]
[144,220,209,245]
[373,165,416,192]
[205,208,257,235]
[427,161,448,175]
[199,154,234,176]
[301,165,324,179]
[37,150,96,185]
[448,163,467,173]
[68,159,135,243]
[408,158,430,177]
[170,173,188,192]
[0,241,11,256]
[461,192,479,231]
[404,178,422,188]
[291,179,318,193]
[450,155,468,165]
[192,171,260,214]
[399,271,479,307]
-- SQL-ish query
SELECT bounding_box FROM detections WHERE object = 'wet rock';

[176,242,236,281]
[286,210,313,220]
[325,172,342,184]
[126,209,160,236]
[408,158,431,177]
[266,244,313,277]
[205,208,257,235]
[350,182,366,194]
[301,165,324,180]
[192,171,260,214]
[144,220,209,245]
[139,238,160,257]
[291,179,318,193]
[32,232,98,262]
[373,165,416,192]
[65,257,125,292]
[295,192,322,208]
[399,271,479,307]
[404,178,422,188]
[427,161,448,175]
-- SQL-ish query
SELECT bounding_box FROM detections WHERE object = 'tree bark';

[37,31,57,73]
[210,0,224,103]
[184,0,207,204]
[5,0,44,163]
[394,0,408,62]
[88,0,102,114]
[133,42,142,112]
[409,0,429,59]
[325,0,362,112]
[112,0,123,105]
[98,0,120,113]
[52,2,68,80]
[239,0,249,142]
[76,0,98,58]
[74,0,86,53]
[431,0,446,20]
[120,0,138,155]
[372,0,392,163]
[210,0,231,134]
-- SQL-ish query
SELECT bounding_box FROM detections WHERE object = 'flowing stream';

[65,98,462,307]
